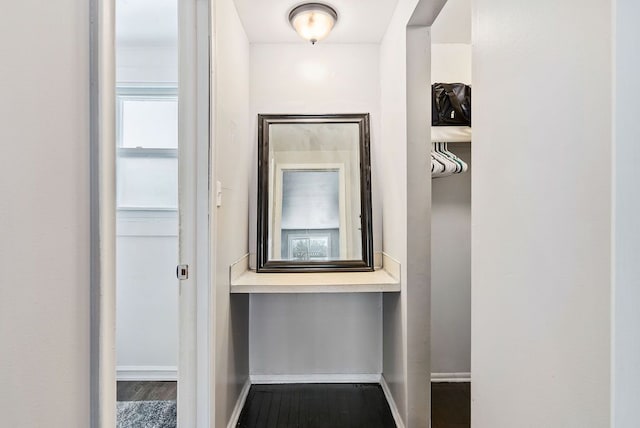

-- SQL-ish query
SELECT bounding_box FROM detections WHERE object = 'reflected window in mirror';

[257,114,373,272]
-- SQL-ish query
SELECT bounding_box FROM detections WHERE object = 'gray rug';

[117,400,176,428]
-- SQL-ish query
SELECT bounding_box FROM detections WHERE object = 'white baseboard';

[227,379,251,428]
[249,373,382,384]
[430,372,471,383]
[116,365,178,381]
[380,375,405,428]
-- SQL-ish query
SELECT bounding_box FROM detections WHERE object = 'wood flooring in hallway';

[115,380,470,427]
[431,382,471,428]
[117,381,177,401]
[237,383,396,428]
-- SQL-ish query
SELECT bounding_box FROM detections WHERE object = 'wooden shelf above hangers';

[431,126,472,143]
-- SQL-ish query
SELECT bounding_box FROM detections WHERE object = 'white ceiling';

[114,0,469,47]
[233,0,399,44]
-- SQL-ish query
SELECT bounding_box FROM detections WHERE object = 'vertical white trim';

[381,376,406,428]
[609,2,617,427]
[178,0,212,426]
[208,0,218,420]
[90,0,116,426]
[226,380,252,428]
[195,0,213,426]
[405,24,433,428]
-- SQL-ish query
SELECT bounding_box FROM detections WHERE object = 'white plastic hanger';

[431,142,456,177]
[430,142,468,178]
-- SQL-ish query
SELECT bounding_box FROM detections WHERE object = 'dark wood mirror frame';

[257,113,374,273]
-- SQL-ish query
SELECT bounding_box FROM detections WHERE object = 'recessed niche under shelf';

[229,253,401,294]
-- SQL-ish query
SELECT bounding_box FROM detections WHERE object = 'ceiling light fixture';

[288,3,338,45]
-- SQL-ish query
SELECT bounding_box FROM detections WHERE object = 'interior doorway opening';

[114,0,179,426]
[428,0,472,426]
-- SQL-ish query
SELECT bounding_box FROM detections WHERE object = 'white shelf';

[431,126,471,143]
[229,253,401,294]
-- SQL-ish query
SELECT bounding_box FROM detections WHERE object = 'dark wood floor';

[116,380,470,427]
[431,382,470,428]
[117,381,177,401]
[237,383,396,428]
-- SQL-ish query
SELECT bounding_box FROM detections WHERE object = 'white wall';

[613,0,640,426]
[431,44,471,83]
[430,0,471,44]
[431,143,471,375]
[472,0,612,426]
[116,213,178,371]
[250,294,382,376]
[249,43,383,377]
[212,0,251,425]
[117,45,178,84]
[0,0,90,426]
[430,43,471,376]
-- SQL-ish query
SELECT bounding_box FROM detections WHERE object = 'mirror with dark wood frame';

[257,114,374,273]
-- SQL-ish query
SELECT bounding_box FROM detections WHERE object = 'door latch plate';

[176,264,189,280]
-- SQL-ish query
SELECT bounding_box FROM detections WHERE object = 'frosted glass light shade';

[289,3,338,44]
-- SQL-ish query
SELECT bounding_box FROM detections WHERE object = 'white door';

[177,0,212,426]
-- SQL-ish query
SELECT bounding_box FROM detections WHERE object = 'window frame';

[115,86,179,211]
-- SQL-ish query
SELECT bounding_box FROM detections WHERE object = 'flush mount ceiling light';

[288,3,338,44]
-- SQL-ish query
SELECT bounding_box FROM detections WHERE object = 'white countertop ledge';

[229,254,401,294]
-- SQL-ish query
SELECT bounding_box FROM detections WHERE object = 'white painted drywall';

[0,0,90,426]
[117,46,178,84]
[430,44,472,376]
[431,143,471,375]
[250,294,383,375]
[116,0,177,47]
[115,213,178,371]
[404,25,433,428]
[430,0,471,44]
[212,0,251,425]
[431,44,472,84]
[472,0,612,426]
[249,43,384,377]
[248,43,382,265]
[613,0,640,426]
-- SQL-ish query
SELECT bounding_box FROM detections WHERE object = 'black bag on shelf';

[432,83,471,126]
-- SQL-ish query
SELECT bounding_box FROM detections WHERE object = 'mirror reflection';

[257,114,373,272]
[281,169,341,261]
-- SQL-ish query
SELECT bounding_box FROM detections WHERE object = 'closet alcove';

[209,0,451,426]
[429,0,472,415]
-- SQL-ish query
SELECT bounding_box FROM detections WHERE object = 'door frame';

[89,0,212,426]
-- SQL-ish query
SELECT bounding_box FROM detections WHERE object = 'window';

[116,87,178,210]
